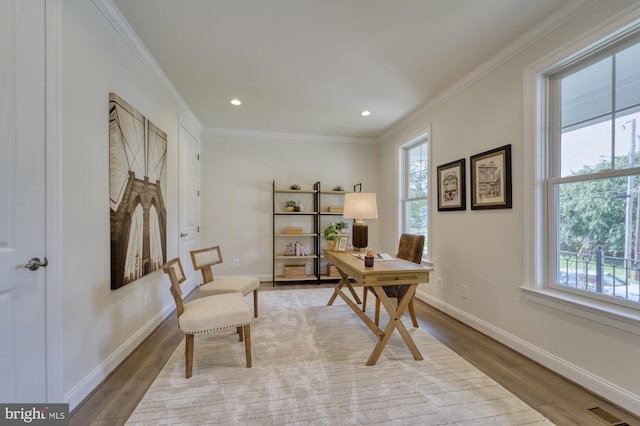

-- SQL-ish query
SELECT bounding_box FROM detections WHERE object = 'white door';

[179,124,201,275]
[0,0,48,402]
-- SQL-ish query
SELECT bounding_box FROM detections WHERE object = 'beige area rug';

[126,288,554,425]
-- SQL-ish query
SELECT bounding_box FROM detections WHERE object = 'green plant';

[334,221,348,232]
[323,224,340,241]
[285,200,297,207]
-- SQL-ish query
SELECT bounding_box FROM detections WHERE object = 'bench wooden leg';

[244,325,252,368]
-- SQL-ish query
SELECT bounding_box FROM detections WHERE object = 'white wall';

[379,0,640,415]
[61,0,190,408]
[199,130,379,279]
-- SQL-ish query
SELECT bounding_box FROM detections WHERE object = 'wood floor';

[70,283,639,425]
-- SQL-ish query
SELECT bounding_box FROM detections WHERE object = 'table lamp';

[343,192,378,250]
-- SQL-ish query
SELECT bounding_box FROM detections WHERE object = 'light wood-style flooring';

[70,283,640,425]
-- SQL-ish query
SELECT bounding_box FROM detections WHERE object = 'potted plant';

[285,200,297,212]
[334,221,348,233]
[323,222,347,250]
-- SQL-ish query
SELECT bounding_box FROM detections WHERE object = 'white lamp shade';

[343,192,378,219]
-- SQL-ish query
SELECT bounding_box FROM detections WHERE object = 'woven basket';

[283,264,306,279]
[327,264,341,277]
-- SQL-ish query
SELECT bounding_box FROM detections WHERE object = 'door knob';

[24,257,48,271]
[180,232,188,237]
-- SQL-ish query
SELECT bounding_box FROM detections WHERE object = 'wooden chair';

[190,246,260,317]
[362,233,425,328]
[162,258,252,378]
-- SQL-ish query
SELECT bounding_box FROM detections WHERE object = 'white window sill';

[520,286,640,336]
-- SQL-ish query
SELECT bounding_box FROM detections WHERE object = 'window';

[547,33,640,309]
[401,138,429,258]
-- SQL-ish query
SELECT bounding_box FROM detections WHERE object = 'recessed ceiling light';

[230,99,242,106]
[361,110,371,117]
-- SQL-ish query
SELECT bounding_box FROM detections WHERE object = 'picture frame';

[470,144,512,210]
[437,158,466,211]
[336,236,349,252]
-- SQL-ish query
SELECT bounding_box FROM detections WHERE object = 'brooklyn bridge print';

[109,93,167,290]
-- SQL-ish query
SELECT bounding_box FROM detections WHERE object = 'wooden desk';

[324,250,432,366]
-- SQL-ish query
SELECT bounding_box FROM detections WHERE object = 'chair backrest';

[397,234,425,264]
[162,258,187,316]
[190,246,223,283]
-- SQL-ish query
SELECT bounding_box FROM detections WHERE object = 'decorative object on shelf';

[328,205,343,213]
[285,200,297,212]
[343,192,378,250]
[290,184,301,190]
[470,144,512,210]
[437,158,466,211]
[283,226,303,234]
[283,264,306,278]
[332,185,344,191]
[284,241,309,256]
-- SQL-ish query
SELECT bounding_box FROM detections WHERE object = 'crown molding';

[380,0,598,143]
[92,0,202,133]
[202,126,377,145]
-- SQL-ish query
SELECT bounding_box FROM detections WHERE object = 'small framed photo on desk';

[336,236,349,252]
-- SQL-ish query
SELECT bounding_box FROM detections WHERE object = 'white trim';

[523,5,640,310]
[202,126,376,145]
[64,301,175,409]
[64,275,199,410]
[45,0,64,403]
[381,0,597,143]
[520,287,640,336]
[415,288,640,416]
[396,129,431,260]
[92,0,202,133]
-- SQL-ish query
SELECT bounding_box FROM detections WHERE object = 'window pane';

[407,144,427,198]
[616,41,640,111]
[615,109,640,165]
[561,119,612,176]
[557,176,640,302]
[406,199,427,249]
[560,57,612,128]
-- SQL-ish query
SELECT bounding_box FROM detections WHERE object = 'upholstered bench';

[163,258,252,377]
[190,246,260,317]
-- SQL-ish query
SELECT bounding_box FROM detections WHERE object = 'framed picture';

[437,158,466,211]
[336,236,349,252]
[470,144,512,210]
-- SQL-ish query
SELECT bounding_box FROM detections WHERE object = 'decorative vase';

[325,240,337,251]
[285,206,294,212]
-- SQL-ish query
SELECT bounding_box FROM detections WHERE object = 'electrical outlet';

[461,285,468,299]
[233,259,240,267]
[438,278,443,288]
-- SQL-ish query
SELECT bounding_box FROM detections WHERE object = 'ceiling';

[112,0,575,141]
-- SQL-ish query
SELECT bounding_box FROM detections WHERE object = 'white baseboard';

[415,289,640,416]
[65,276,199,411]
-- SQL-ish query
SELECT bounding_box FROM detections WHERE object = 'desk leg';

[366,285,423,366]
[327,268,361,306]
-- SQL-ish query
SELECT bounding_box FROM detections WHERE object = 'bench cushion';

[179,292,250,334]
[200,276,260,297]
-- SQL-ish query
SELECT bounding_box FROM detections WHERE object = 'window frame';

[547,34,640,311]
[399,134,430,261]
[522,12,640,335]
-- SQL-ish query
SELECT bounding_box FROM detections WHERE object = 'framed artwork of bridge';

[470,144,512,210]
[109,93,167,289]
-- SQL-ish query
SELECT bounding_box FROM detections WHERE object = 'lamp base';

[352,220,368,250]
